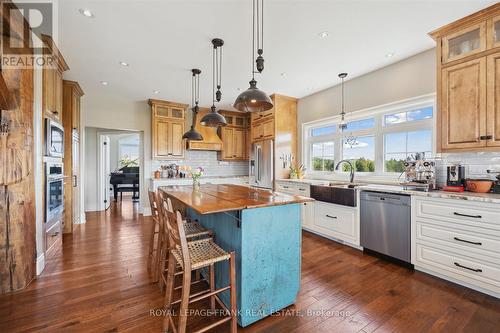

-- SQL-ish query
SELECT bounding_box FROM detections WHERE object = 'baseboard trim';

[36,253,45,276]
[75,213,86,224]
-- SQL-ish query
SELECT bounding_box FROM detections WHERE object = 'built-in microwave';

[45,118,64,157]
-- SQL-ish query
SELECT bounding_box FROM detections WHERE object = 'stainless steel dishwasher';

[360,191,411,264]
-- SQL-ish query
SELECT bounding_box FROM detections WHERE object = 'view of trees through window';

[342,136,375,172]
[311,141,334,171]
[384,130,432,172]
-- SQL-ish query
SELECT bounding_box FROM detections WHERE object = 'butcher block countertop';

[159,184,313,214]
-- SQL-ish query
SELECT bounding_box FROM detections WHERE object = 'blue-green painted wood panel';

[188,203,301,327]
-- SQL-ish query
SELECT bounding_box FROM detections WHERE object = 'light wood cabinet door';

[487,52,500,147]
[487,15,500,49]
[72,137,80,224]
[441,57,487,150]
[155,119,171,158]
[170,121,184,157]
[442,22,486,63]
[252,123,263,141]
[221,127,234,159]
[234,128,245,159]
[262,118,275,138]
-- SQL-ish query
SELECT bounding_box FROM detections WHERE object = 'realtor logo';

[1,1,57,68]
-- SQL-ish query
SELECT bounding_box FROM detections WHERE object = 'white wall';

[298,49,436,163]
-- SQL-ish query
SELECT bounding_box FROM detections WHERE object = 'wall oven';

[46,161,64,224]
[45,118,64,157]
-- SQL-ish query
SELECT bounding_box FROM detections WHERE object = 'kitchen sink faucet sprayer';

[335,159,355,183]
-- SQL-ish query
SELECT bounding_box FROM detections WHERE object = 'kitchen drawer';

[275,181,297,194]
[415,243,500,294]
[414,197,500,231]
[416,221,500,258]
[45,220,61,253]
[314,202,357,241]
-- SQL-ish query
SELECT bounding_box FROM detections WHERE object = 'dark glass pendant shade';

[200,105,227,127]
[182,106,203,140]
[233,79,273,112]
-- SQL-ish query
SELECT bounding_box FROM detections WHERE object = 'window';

[342,136,375,172]
[311,125,336,137]
[384,130,432,172]
[303,95,435,176]
[118,135,140,167]
[384,106,433,126]
[311,141,335,171]
[344,118,375,131]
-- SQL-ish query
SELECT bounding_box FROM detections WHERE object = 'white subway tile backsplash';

[151,150,248,177]
[434,152,500,185]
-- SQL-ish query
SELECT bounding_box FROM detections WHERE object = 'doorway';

[84,127,143,213]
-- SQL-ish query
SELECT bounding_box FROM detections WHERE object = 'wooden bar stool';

[147,190,161,282]
[163,209,237,333]
[156,190,213,291]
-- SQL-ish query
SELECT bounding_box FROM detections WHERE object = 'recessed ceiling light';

[79,9,94,18]
[385,52,395,58]
[153,90,160,94]
[237,88,242,91]
[318,31,329,38]
[100,81,108,86]
[119,61,129,67]
[280,72,287,77]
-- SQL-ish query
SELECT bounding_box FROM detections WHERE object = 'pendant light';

[233,0,273,112]
[182,69,204,141]
[200,38,227,127]
[338,72,358,148]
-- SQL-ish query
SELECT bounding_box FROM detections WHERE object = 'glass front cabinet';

[488,14,500,49]
[442,22,486,63]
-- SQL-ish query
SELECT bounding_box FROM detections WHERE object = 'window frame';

[302,94,436,179]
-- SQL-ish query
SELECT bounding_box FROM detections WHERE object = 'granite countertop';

[159,184,313,214]
[276,178,500,204]
[151,175,248,182]
[358,184,500,204]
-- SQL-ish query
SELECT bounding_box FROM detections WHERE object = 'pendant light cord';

[252,0,256,80]
[212,46,216,106]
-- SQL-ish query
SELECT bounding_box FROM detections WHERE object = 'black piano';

[110,166,139,202]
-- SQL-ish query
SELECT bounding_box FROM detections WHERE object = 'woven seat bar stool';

[156,190,213,291]
[163,209,237,333]
[147,190,161,282]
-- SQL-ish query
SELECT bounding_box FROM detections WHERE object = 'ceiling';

[58,0,496,110]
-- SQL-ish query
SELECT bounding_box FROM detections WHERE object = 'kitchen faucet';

[335,159,355,183]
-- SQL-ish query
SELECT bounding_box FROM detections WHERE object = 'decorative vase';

[193,178,201,189]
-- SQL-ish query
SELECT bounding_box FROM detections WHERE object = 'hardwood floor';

[1,201,499,333]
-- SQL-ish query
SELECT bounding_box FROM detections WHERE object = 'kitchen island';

[159,184,312,327]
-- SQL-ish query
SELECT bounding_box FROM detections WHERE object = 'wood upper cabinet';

[430,3,500,152]
[441,58,486,150]
[487,51,500,147]
[487,14,500,49]
[42,35,68,122]
[218,111,249,160]
[442,22,486,63]
[150,99,186,160]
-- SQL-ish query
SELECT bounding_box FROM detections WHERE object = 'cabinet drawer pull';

[454,262,482,273]
[283,185,289,189]
[479,135,493,140]
[453,237,482,246]
[453,212,482,219]
[298,188,306,191]
[326,214,337,219]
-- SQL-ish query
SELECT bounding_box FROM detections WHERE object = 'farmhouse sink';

[310,184,357,207]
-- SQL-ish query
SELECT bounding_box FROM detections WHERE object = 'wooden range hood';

[186,107,223,151]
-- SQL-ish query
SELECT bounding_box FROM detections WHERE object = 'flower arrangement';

[289,164,306,179]
[189,166,204,187]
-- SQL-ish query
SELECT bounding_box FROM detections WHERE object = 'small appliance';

[45,118,64,157]
[447,164,465,187]
[400,152,436,191]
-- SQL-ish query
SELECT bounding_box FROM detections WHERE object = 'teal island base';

[187,203,302,327]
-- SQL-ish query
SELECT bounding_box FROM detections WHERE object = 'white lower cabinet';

[413,196,500,298]
[312,201,359,247]
[301,201,314,229]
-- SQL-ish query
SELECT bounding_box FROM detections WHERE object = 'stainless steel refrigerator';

[249,139,274,189]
